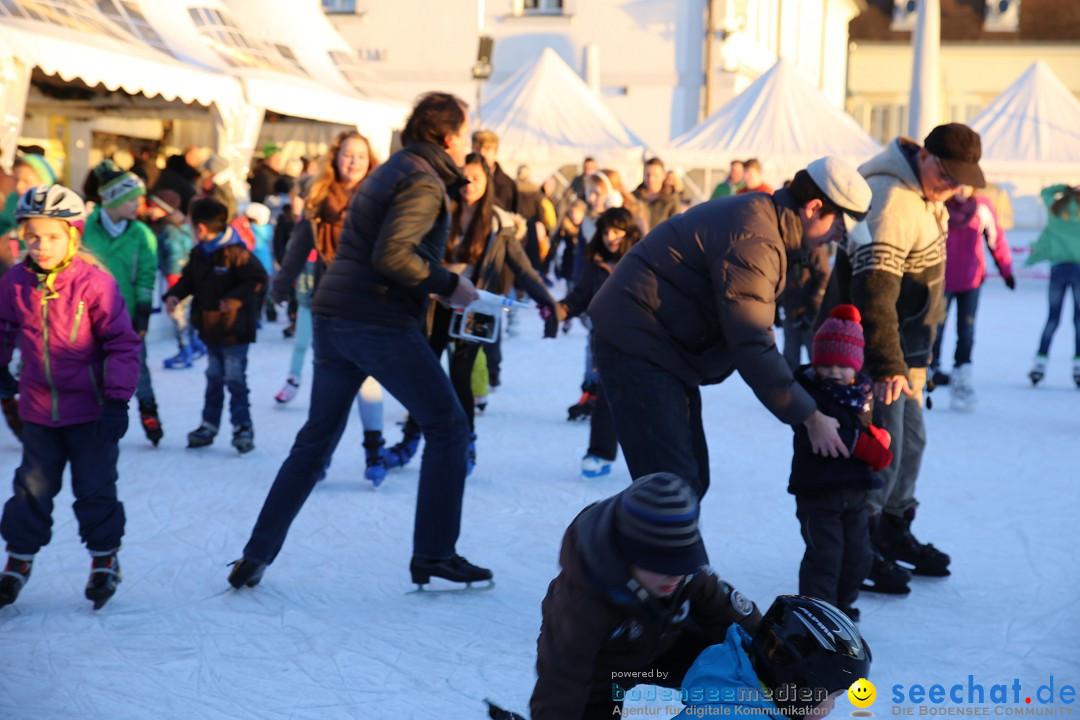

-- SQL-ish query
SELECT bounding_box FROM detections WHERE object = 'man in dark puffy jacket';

[229,92,492,591]
[588,157,871,499]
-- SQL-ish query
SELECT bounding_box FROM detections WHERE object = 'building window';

[188,5,308,76]
[0,0,127,40]
[984,0,1020,32]
[523,0,563,13]
[322,0,356,13]
[95,0,173,57]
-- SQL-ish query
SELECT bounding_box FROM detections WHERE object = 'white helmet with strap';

[14,184,85,224]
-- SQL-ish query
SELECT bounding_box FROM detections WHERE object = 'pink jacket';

[944,194,1012,294]
[0,256,140,426]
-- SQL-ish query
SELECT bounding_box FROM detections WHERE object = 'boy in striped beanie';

[82,160,163,446]
[789,304,901,618]
[530,473,762,719]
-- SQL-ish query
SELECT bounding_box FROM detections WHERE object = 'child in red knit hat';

[788,304,896,621]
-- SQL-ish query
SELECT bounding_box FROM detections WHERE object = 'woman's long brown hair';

[306,130,379,209]
[447,153,493,266]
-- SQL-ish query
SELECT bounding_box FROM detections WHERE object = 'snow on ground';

[0,278,1078,720]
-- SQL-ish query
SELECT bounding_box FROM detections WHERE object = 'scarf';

[313,181,352,266]
[798,365,873,415]
[99,209,129,239]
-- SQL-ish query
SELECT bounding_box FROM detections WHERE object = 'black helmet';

[751,596,872,718]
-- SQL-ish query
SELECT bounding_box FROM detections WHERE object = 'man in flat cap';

[587,156,872,499]
[819,123,985,591]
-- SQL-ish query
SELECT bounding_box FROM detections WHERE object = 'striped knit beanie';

[812,304,865,371]
[614,473,708,576]
[95,160,145,210]
[18,154,57,185]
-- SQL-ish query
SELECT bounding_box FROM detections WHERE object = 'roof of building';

[849,0,1080,42]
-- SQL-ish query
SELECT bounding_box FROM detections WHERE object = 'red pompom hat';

[812,304,865,371]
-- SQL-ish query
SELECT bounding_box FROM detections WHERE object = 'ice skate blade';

[407,580,495,595]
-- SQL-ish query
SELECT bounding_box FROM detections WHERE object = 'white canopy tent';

[136,0,405,162]
[477,48,646,182]
[969,61,1080,227]
[0,1,242,178]
[666,59,882,195]
[221,0,408,160]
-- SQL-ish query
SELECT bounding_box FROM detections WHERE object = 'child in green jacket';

[81,161,162,446]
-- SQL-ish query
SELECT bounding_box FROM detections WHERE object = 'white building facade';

[325,0,864,147]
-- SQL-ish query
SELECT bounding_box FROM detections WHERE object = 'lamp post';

[473,35,494,126]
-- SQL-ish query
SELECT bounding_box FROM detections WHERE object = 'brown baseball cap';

[924,123,986,188]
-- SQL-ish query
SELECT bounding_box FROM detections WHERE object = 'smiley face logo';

[848,678,876,709]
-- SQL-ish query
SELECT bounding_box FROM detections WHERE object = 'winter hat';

[244,201,271,226]
[812,304,865,371]
[805,156,872,233]
[614,473,708,576]
[262,142,283,159]
[94,160,146,209]
[202,153,229,175]
[18,153,57,185]
[149,189,182,215]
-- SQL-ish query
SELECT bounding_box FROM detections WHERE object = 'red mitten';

[867,424,891,449]
[853,430,894,472]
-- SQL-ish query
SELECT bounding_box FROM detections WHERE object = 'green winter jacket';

[82,207,158,332]
[1026,184,1080,266]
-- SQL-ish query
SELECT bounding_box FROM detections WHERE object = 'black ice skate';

[232,425,255,454]
[187,422,217,448]
[0,553,33,608]
[861,552,911,595]
[409,554,493,592]
[85,549,121,610]
[874,510,951,577]
[485,699,527,720]
[139,399,163,447]
[227,557,266,589]
[567,390,596,422]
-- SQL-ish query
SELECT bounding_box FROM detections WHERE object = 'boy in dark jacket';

[789,305,895,621]
[530,473,762,720]
[164,198,267,454]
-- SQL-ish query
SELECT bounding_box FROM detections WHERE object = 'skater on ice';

[0,184,140,610]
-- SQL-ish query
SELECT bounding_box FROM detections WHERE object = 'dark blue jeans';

[1037,262,1080,357]
[592,338,710,497]
[1,421,124,555]
[203,344,251,428]
[932,287,980,368]
[243,315,471,564]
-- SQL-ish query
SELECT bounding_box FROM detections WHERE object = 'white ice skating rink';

[1,274,1077,719]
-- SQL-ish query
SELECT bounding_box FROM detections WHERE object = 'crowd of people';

[0,90,1077,720]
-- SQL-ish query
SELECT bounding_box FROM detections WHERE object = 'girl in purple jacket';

[931,185,1014,410]
[0,185,141,610]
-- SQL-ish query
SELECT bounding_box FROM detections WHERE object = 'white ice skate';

[1029,355,1048,386]
[950,364,976,412]
[274,375,300,404]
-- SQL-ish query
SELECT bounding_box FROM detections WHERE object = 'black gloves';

[1004,274,1016,290]
[97,400,129,443]
[133,302,152,337]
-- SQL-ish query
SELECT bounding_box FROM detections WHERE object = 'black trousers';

[795,487,872,608]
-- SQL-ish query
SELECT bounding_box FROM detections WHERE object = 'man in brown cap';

[818,122,986,592]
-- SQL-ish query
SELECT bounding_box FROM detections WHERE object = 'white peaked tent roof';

[0,3,240,109]
[668,59,881,170]
[969,61,1080,173]
[478,48,645,178]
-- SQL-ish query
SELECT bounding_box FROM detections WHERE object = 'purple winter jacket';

[944,194,1013,294]
[0,256,140,426]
